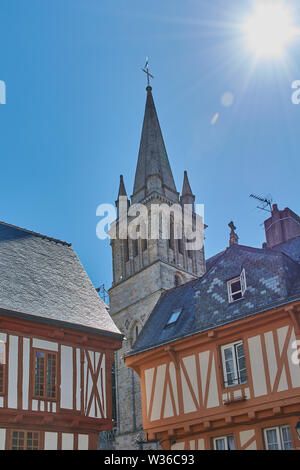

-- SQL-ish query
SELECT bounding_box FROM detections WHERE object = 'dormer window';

[167,310,181,326]
[227,268,246,303]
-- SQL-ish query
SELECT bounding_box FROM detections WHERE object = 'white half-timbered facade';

[0,222,122,450]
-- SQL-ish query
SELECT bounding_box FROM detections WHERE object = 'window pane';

[227,435,235,450]
[225,360,236,385]
[0,343,5,364]
[235,343,247,384]
[223,346,237,386]
[224,347,233,361]
[231,280,241,292]
[34,350,57,399]
[167,311,181,325]
[225,360,235,374]
[46,353,57,399]
[34,351,45,397]
[11,431,25,450]
[232,291,242,301]
[11,431,39,450]
[239,369,247,384]
[215,438,226,450]
[266,429,279,450]
[228,277,244,302]
[281,427,292,450]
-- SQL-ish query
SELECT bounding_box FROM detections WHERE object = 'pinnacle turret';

[180,170,195,208]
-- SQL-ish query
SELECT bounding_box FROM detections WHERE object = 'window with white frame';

[227,268,247,302]
[264,425,293,450]
[221,341,247,387]
[213,435,235,450]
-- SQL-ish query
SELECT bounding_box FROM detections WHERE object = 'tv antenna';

[96,283,109,305]
[250,193,273,213]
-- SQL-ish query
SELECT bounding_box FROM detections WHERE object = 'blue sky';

[0,0,300,292]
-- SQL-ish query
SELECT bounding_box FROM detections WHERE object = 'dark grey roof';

[273,236,300,264]
[131,238,300,354]
[205,250,225,271]
[0,221,121,336]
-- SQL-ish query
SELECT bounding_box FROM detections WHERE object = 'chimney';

[264,204,300,248]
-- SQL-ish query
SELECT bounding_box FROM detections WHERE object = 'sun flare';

[243,2,296,58]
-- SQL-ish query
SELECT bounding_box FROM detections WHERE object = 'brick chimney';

[264,204,300,248]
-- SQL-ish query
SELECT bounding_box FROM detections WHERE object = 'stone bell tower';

[108,84,206,449]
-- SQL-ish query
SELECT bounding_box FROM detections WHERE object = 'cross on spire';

[141,58,154,87]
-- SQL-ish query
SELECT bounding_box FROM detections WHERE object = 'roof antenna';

[250,193,273,213]
[96,283,109,305]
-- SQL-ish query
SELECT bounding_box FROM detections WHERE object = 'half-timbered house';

[0,221,122,450]
[126,204,300,450]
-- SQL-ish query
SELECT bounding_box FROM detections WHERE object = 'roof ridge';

[235,242,300,266]
[0,220,71,247]
[273,234,300,248]
[193,243,289,290]
[231,243,286,257]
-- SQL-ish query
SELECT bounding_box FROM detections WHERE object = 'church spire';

[180,170,195,208]
[132,86,178,204]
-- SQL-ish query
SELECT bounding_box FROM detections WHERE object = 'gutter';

[127,295,300,358]
[0,307,124,341]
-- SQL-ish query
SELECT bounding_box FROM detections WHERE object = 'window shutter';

[240,268,247,296]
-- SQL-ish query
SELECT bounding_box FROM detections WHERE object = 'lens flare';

[243,2,296,58]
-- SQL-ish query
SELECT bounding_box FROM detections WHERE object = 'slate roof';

[0,221,121,337]
[131,237,300,354]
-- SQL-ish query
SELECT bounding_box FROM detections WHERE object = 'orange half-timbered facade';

[0,222,122,450]
[126,206,300,450]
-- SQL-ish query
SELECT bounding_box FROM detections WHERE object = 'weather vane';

[142,57,154,86]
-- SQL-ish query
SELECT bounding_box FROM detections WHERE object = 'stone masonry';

[106,85,206,450]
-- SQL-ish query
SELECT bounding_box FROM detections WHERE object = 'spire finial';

[228,221,239,247]
[141,57,154,88]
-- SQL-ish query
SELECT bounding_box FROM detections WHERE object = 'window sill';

[223,395,247,405]
[228,297,245,304]
[32,396,58,402]
[222,382,248,392]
